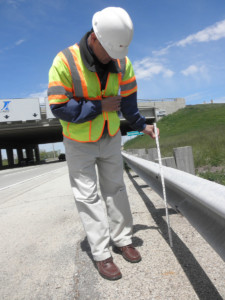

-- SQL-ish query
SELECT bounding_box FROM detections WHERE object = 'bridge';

[0,97,185,168]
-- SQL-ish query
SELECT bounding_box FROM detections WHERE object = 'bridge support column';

[26,147,34,163]
[6,148,14,167]
[34,145,40,163]
[0,149,2,169]
[17,148,24,165]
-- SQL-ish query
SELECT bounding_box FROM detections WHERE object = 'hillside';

[123,104,225,185]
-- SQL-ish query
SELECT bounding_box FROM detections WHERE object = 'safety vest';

[48,44,137,142]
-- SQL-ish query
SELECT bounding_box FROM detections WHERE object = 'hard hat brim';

[100,42,128,59]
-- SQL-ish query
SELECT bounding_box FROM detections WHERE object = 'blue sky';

[1,0,225,152]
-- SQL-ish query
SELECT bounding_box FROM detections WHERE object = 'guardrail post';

[173,146,195,175]
[147,148,158,162]
[155,157,177,168]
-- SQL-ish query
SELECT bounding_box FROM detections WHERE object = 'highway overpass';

[0,97,185,168]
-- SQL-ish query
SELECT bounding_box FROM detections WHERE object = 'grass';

[124,103,225,185]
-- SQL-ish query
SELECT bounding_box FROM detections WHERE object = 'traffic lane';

[0,161,67,190]
[0,164,83,299]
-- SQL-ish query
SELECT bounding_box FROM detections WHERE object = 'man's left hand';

[142,125,159,139]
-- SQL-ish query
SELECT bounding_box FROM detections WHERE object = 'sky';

[1,0,225,152]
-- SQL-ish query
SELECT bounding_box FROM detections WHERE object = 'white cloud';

[153,19,225,56]
[5,0,25,8]
[133,57,174,80]
[176,19,225,47]
[0,38,26,53]
[181,65,199,76]
[181,64,209,81]
[152,45,171,56]
[15,39,25,46]
[28,89,47,104]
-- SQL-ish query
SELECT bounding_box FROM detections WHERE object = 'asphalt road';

[0,161,67,190]
[0,163,225,299]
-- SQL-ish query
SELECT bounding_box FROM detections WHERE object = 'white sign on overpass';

[0,98,41,122]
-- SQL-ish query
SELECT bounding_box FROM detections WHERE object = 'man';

[48,7,158,281]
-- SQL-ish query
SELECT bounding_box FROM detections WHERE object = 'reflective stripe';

[48,81,73,93]
[48,95,69,102]
[70,45,89,97]
[62,48,84,97]
[120,78,137,93]
[120,86,137,96]
[48,86,73,99]
[119,58,126,79]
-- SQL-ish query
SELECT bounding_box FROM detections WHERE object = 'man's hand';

[142,124,159,139]
[101,96,122,112]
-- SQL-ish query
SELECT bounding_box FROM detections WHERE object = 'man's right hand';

[101,96,122,112]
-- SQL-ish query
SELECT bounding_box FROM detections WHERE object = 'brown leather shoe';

[113,244,142,263]
[95,257,122,280]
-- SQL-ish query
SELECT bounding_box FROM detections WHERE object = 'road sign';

[127,131,144,136]
[0,98,41,122]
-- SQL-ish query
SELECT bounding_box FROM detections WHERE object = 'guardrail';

[122,151,225,261]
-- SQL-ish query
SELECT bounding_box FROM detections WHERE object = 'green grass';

[124,104,225,185]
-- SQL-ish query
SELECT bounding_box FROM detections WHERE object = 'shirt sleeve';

[119,57,146,131]
[50,99,102,123]
[120,92,146,131]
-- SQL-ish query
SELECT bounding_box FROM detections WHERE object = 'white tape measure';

[153,123,173,248]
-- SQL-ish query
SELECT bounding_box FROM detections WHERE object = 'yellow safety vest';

[48,44,137,142]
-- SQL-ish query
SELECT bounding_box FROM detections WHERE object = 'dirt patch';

[196,165,225,174]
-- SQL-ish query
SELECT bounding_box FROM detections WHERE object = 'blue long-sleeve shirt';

[50,92,146,132]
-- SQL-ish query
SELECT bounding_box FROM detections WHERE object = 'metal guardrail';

[122,151,225,261]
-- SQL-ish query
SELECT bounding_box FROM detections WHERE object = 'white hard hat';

[92,7,134,59]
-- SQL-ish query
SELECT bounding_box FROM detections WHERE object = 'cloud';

[181,65,199,76]
[181,64,209,81]
[15,39,25,46]
[133,57,174,80]
[0,38,26,53]
[28,89,48,104]
[153,19,225,56]
[176,19,225,47]
[5,0,25,8]
[184,91,209,104]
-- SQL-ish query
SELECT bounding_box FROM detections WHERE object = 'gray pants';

[64,132,133,261]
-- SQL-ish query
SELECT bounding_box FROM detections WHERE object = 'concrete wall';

[138,98,186,116]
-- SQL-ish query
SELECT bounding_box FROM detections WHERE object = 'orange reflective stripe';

[58,52,70,72]
[117,59,121,69]
[67,122,71,138]
[118,72,122,85]
[120,76,136,85]
[48,94,68,100]
[48,81,73,92]
[120,86,137,96]
[89,96,102,100]
[70,46,89,97]
[58,52,74,97]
